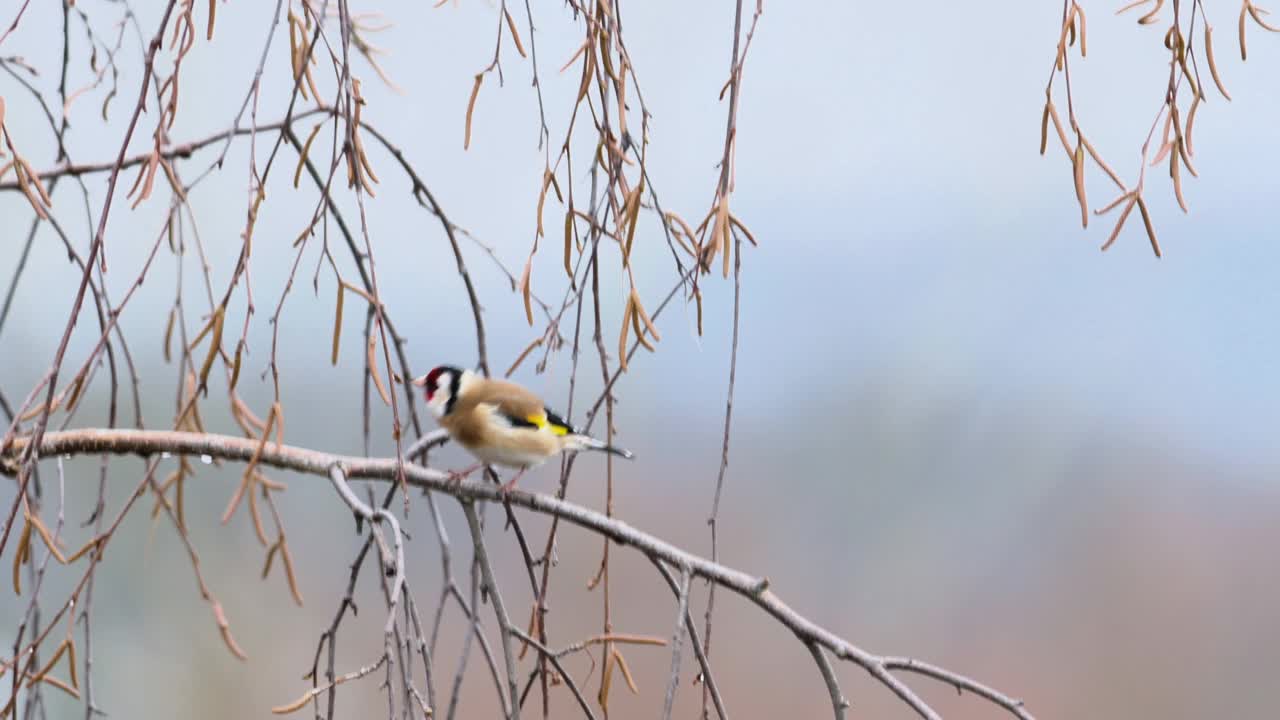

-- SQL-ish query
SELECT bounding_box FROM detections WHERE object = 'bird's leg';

[447,463,484,484]
[499,467,527,497]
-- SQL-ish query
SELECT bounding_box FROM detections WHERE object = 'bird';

[412,365,633,492]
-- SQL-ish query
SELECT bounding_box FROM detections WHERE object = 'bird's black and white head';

[417,365,466,418]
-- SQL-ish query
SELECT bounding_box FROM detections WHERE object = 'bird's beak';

[410,374,428,387]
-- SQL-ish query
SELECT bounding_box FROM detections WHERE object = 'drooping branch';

[0,428,1035,720]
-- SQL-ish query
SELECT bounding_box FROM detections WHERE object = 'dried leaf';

[563,210,575,280]
[331,282,344,365]
[1076,2,1088,56]
[198,306,225,396]
[247,480,269,545]
[695,287,704,336]
[503,8,527,58]
[272,401,284,448]
[1205,25,1232,100]
[1249,2,1280,31]
[22,159,52,209]
[518,260,534,326]
[1080,135,1124,190]
[1072,140,1088,228]
[559,40,588,73]
[576,42,596,104]
[1177,133,1198,177]
[293,121,323,188]
[355,132,379,189]
[729,212,757,246]
[229,341,243,391]
[261,540,280,579]
[1135,194,1161,257]
[368,329,392,406]
[163,308,175,363]
[1095,191,1134,216]
[12,519,31,594]
[613,648,639,694]
[630,296,655,352]
[1171,140,1188,212]
[536,170,556,237]
[1039,102,1050,155]
[505,336,544,378]
[1046,102,1073,158]
[1101,196,1137,252]
[1240,3,1249,60]
[1138,0,1164,24]
[617,294,634,372]
[279,538,304,606]
[213,601,248,660]
[631,288,661,346]
[464,73,483,150]
[622,179,643,265]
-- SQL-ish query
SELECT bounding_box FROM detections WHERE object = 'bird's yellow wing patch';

[525,412,571,436]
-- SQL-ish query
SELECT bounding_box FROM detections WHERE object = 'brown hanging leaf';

[1039,102,1051,155]
[1076,2,1088,56]
[505,336,545,378]
[1171,140,1188,212]
[622,179,644,265]
[1177,134,1198,177]
[198,305,225,395]
[1135,194,1161,257]
[617,293,634,372]
[293,121,324,188]
[1138,0,1164,24]
[1101,195,1137,252]
[1240,3,1249,60]
[262,539,280,579]
[223,404,277,525]
[368,329,392,406]
[1184,93,1202,158]
[1072,140,1088,228]
[279,537,304,606]
[518,260,534,326]
[1046,102,1073,157]
[631,288,661,346]
[503,8,527,58]
[163,307,175,363]
[1248,2,1280,32]
[630,297,655,352]
[464,73,483,150]
[559,39,588,73]
[694,287,704,336]
[563,210,575,279]
[212,601,248,660]
[612,648,639,694]
[331,281,345,365]
[1205,25,1232,100]
[230,341,244,391]
[12,518,31,595]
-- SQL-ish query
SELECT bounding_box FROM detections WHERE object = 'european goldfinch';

[413,365,633,491]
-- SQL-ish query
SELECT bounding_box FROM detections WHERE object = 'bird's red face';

[423,366,448,402]
[419,365,462,418]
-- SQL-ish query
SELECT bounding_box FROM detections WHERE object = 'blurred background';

[3,0,1280,718]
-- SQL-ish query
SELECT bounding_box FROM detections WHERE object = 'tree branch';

[0,428,1034,720]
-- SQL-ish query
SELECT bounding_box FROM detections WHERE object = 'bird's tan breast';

[440,403,562,468]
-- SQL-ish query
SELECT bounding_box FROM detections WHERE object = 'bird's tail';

[568,434,634,460]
